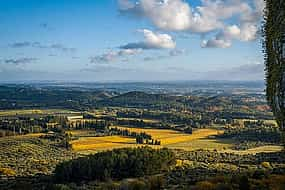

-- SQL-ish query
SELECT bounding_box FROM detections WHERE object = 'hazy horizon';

[0,79,265,83]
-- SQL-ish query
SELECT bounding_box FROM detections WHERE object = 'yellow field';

[71,135,141,153]
[71,127,234,154]
[114,126,223,144]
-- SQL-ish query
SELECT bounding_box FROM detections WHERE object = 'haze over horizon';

[0,0,265,81]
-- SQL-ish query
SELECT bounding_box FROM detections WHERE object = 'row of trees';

[69,120,110,131]
[110,127,161,145]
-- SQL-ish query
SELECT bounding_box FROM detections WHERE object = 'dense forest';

[54,147,175,182]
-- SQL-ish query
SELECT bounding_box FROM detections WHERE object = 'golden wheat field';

[70,127,235,154]
[114,126,223,145]
[71,135,140,153]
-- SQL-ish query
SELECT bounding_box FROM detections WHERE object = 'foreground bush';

[54,147,175,182]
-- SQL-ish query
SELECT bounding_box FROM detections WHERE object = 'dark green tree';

[264,0,285,133]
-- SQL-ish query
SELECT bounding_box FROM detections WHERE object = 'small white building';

[67,115,83,121]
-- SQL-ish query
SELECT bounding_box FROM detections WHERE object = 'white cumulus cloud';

[120,29,176,49]
[119,0,193,31]
[201,0,265,48]
[119,0,265,48]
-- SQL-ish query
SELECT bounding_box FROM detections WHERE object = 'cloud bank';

[118,0,265,48]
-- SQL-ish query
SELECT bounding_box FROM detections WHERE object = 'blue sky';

[0,0,265,81]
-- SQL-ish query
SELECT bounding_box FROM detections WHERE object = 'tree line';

[110,127,161,145]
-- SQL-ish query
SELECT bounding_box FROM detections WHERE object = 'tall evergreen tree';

[264,0,285,132]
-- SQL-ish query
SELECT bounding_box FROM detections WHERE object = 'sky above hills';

[0,0,265,81]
